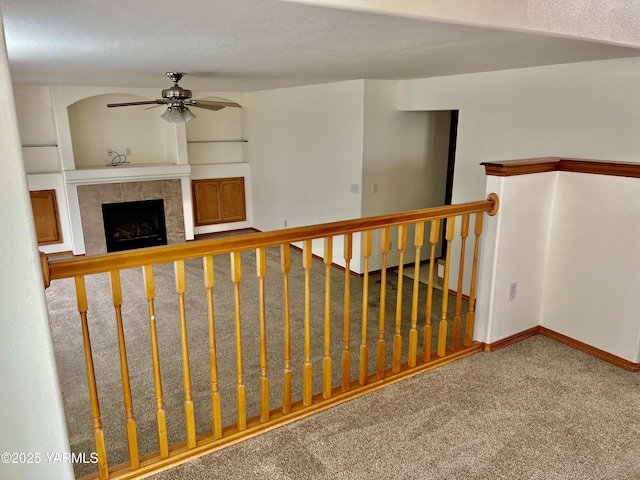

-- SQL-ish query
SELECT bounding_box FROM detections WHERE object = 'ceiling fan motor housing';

[162,72,192,100]
[162,86,192,101]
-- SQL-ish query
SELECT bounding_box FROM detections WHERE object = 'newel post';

[39,251,51,289]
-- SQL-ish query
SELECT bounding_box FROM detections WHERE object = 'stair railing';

[41,194,498,480]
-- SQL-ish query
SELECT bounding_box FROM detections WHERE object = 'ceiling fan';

[107,72,241,123]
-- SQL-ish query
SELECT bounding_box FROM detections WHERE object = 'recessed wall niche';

[14,85,59,174]
[67,93,179,168]
[185,95,246,165]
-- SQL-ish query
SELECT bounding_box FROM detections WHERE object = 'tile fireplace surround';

[77,179,185,255]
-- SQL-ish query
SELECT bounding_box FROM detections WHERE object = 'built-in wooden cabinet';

[30,189,62,245]
[192,177,246,226]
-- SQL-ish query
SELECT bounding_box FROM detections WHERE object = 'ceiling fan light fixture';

[161,105,196,123]
[182,107,196,123]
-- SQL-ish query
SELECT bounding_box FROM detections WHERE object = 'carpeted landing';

[150,335,640,480]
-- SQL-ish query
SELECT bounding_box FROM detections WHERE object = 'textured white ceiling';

[1,0,639,91]
[286,0,640,48]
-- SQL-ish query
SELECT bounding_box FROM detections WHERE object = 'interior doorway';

[419,109,458,260]
[444,110,458,207]
[440,110,459,259]
[401,109,458,282]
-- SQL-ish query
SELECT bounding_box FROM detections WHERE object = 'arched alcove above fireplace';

[68,93,178,168]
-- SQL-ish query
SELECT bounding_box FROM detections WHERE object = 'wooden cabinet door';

[192,180,223,226]
[192,177,246,226]
[30,189,62,245]
[220,178,246,223]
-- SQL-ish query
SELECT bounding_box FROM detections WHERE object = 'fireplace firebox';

[102,200,167,252]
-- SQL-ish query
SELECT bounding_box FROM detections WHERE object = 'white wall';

[477,172,557,343]
[361,80,449,271]
[0,16,73,480]
[244,79,451,274]
[13,85,57,147]
[362,81,435,217]
[246,80,365,270]
[398,56,640,336]
[541,172,640,363]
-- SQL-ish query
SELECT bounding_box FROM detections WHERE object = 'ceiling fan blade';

[107,99,169,108]
[189,103,225,111]
[144,104,164,110]
[189,99,241,110]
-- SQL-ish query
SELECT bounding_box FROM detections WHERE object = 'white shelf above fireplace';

[63,163,191,185]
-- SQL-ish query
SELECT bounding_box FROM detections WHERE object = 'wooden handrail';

[482,157,640,178]
[44,195,498,281]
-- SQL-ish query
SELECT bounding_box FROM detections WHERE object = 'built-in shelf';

[63,163,191,184]
[74,162,178,170]
[23,144,58,148]
[186,140,248,144]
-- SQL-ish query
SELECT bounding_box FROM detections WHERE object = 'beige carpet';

[150,335,640,480]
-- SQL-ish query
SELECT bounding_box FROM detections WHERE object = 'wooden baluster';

[437,218,457,357]
[174,260,196,447]
[230,252,247,430]
[359,230,372,385]
[376,227,390,379]
[302,240,313,406]
[142,265,169,457]
[464,213,484,347]
[452,214,470,352]
[392,225,407,373]
[280,245,293,413]
[408,222,424,367]
[323,237,333,399]
[341,233,352,392]
[74,276,108,479]
[423,219,440,363]
[109,270,139,469]
[256,247,270,421]
[203,257,223,439]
